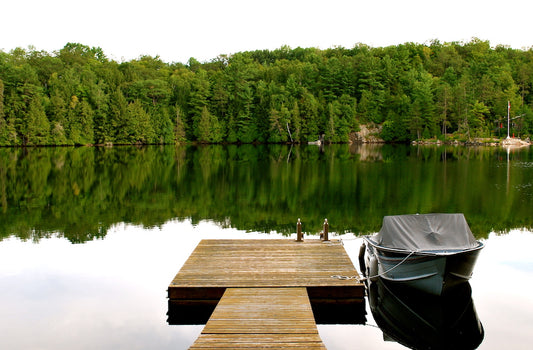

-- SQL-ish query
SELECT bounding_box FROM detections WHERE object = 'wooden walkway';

[190,287,326,349]
[169,239,364,297]
[168,239,365,348]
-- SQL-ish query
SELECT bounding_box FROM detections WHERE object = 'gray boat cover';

[369,213,478,252]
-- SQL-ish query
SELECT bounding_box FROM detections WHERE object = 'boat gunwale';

[379,271,440,283]
[363,236,484,257]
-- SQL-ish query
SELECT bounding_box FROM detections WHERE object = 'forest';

[1,39,532,146]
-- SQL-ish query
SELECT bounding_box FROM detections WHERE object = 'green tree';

[127,79,170,107]
[25,97,50,145]
[195,106,223,143]
[268,108,286,143]
[434,80,453,139]
[109,88,128,143]
[189,69,211,140]
[197,106,211,143]
[210,110,224,143]
[299,91,320,142]
[226,114,238,143]
[174,106,187,143]
[150,105,173,143]
[470,101,490,137]
[411,71,436,138]
[90,81,111,145]
[1,94,18,145]
[66,96,94,145]
[124,100,155,144]
[453,75,475,140]
[357,90,385,123]
[48,93,67,130]
[50,121,68,145]
[0,79,6,145]
[235,111,257,143]
[0,79,3,119]
[59,42,107,66]
[289,101,302,142]
[325,103,339,142]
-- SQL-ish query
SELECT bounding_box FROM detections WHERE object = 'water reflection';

[167,301,218,325]
[1,144,532,243]
[1,221,532,349]
[367,278,484,349]
[167,292,367,326]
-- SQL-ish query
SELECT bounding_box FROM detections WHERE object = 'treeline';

[1,40,533,146]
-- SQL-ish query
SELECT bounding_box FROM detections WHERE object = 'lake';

[1,144,532,349]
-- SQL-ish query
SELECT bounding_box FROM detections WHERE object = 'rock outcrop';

[350,124,384,144]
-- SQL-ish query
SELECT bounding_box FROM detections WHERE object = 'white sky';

[2,0,532,64]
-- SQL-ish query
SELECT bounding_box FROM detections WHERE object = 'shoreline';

[411,138,531,147]
[0,139,531,148]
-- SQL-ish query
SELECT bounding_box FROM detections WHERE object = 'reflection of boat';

[367,277,484,349]
[359,213,483,295]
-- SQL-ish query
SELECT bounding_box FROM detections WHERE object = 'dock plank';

[169,239,366,348]
[170,239,362,290]
[189,287,326,349]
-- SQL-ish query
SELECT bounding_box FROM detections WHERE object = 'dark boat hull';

[360,238,483,296]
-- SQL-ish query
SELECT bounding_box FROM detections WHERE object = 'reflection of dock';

[168,239,365,348]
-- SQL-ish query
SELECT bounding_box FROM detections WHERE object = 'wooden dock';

[167,239,365,348]
[190,287,326,349]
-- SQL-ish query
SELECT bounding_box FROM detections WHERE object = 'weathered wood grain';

[170,239,364,348]
[169,239,363,290]
[189,288,326,349]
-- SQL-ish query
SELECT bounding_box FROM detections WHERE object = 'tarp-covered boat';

[359,213,483,295]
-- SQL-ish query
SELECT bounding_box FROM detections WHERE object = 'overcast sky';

[2,0,532,63]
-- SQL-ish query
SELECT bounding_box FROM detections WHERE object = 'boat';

[367,276,484,349]
[359,213,483,296]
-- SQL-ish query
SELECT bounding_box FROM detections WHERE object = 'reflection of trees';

[0,145,531,243]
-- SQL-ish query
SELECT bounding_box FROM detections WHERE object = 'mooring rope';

[322,239,344,246]
[331,250,417,282]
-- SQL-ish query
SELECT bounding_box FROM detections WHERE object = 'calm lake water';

[1,144,532,349]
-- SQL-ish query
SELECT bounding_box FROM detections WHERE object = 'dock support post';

[296,218,303,242]
[322,219,329,241]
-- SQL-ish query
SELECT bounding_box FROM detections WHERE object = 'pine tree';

[0,79,4,121]
[236,111,256,143]
[188,70,210,140]
[209,112,224,143]
[197,106,211,143]
[174,106,187,143]
[66,97,94,145]
[290,101,301,142]
[150,105,173,143]
[325,103,338,142]
[226,114,238,143]
[124,100,155,144]
[109,89,128,144]
[0,79,6,145]
[26,98,50,145]
[268,109,283,143]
